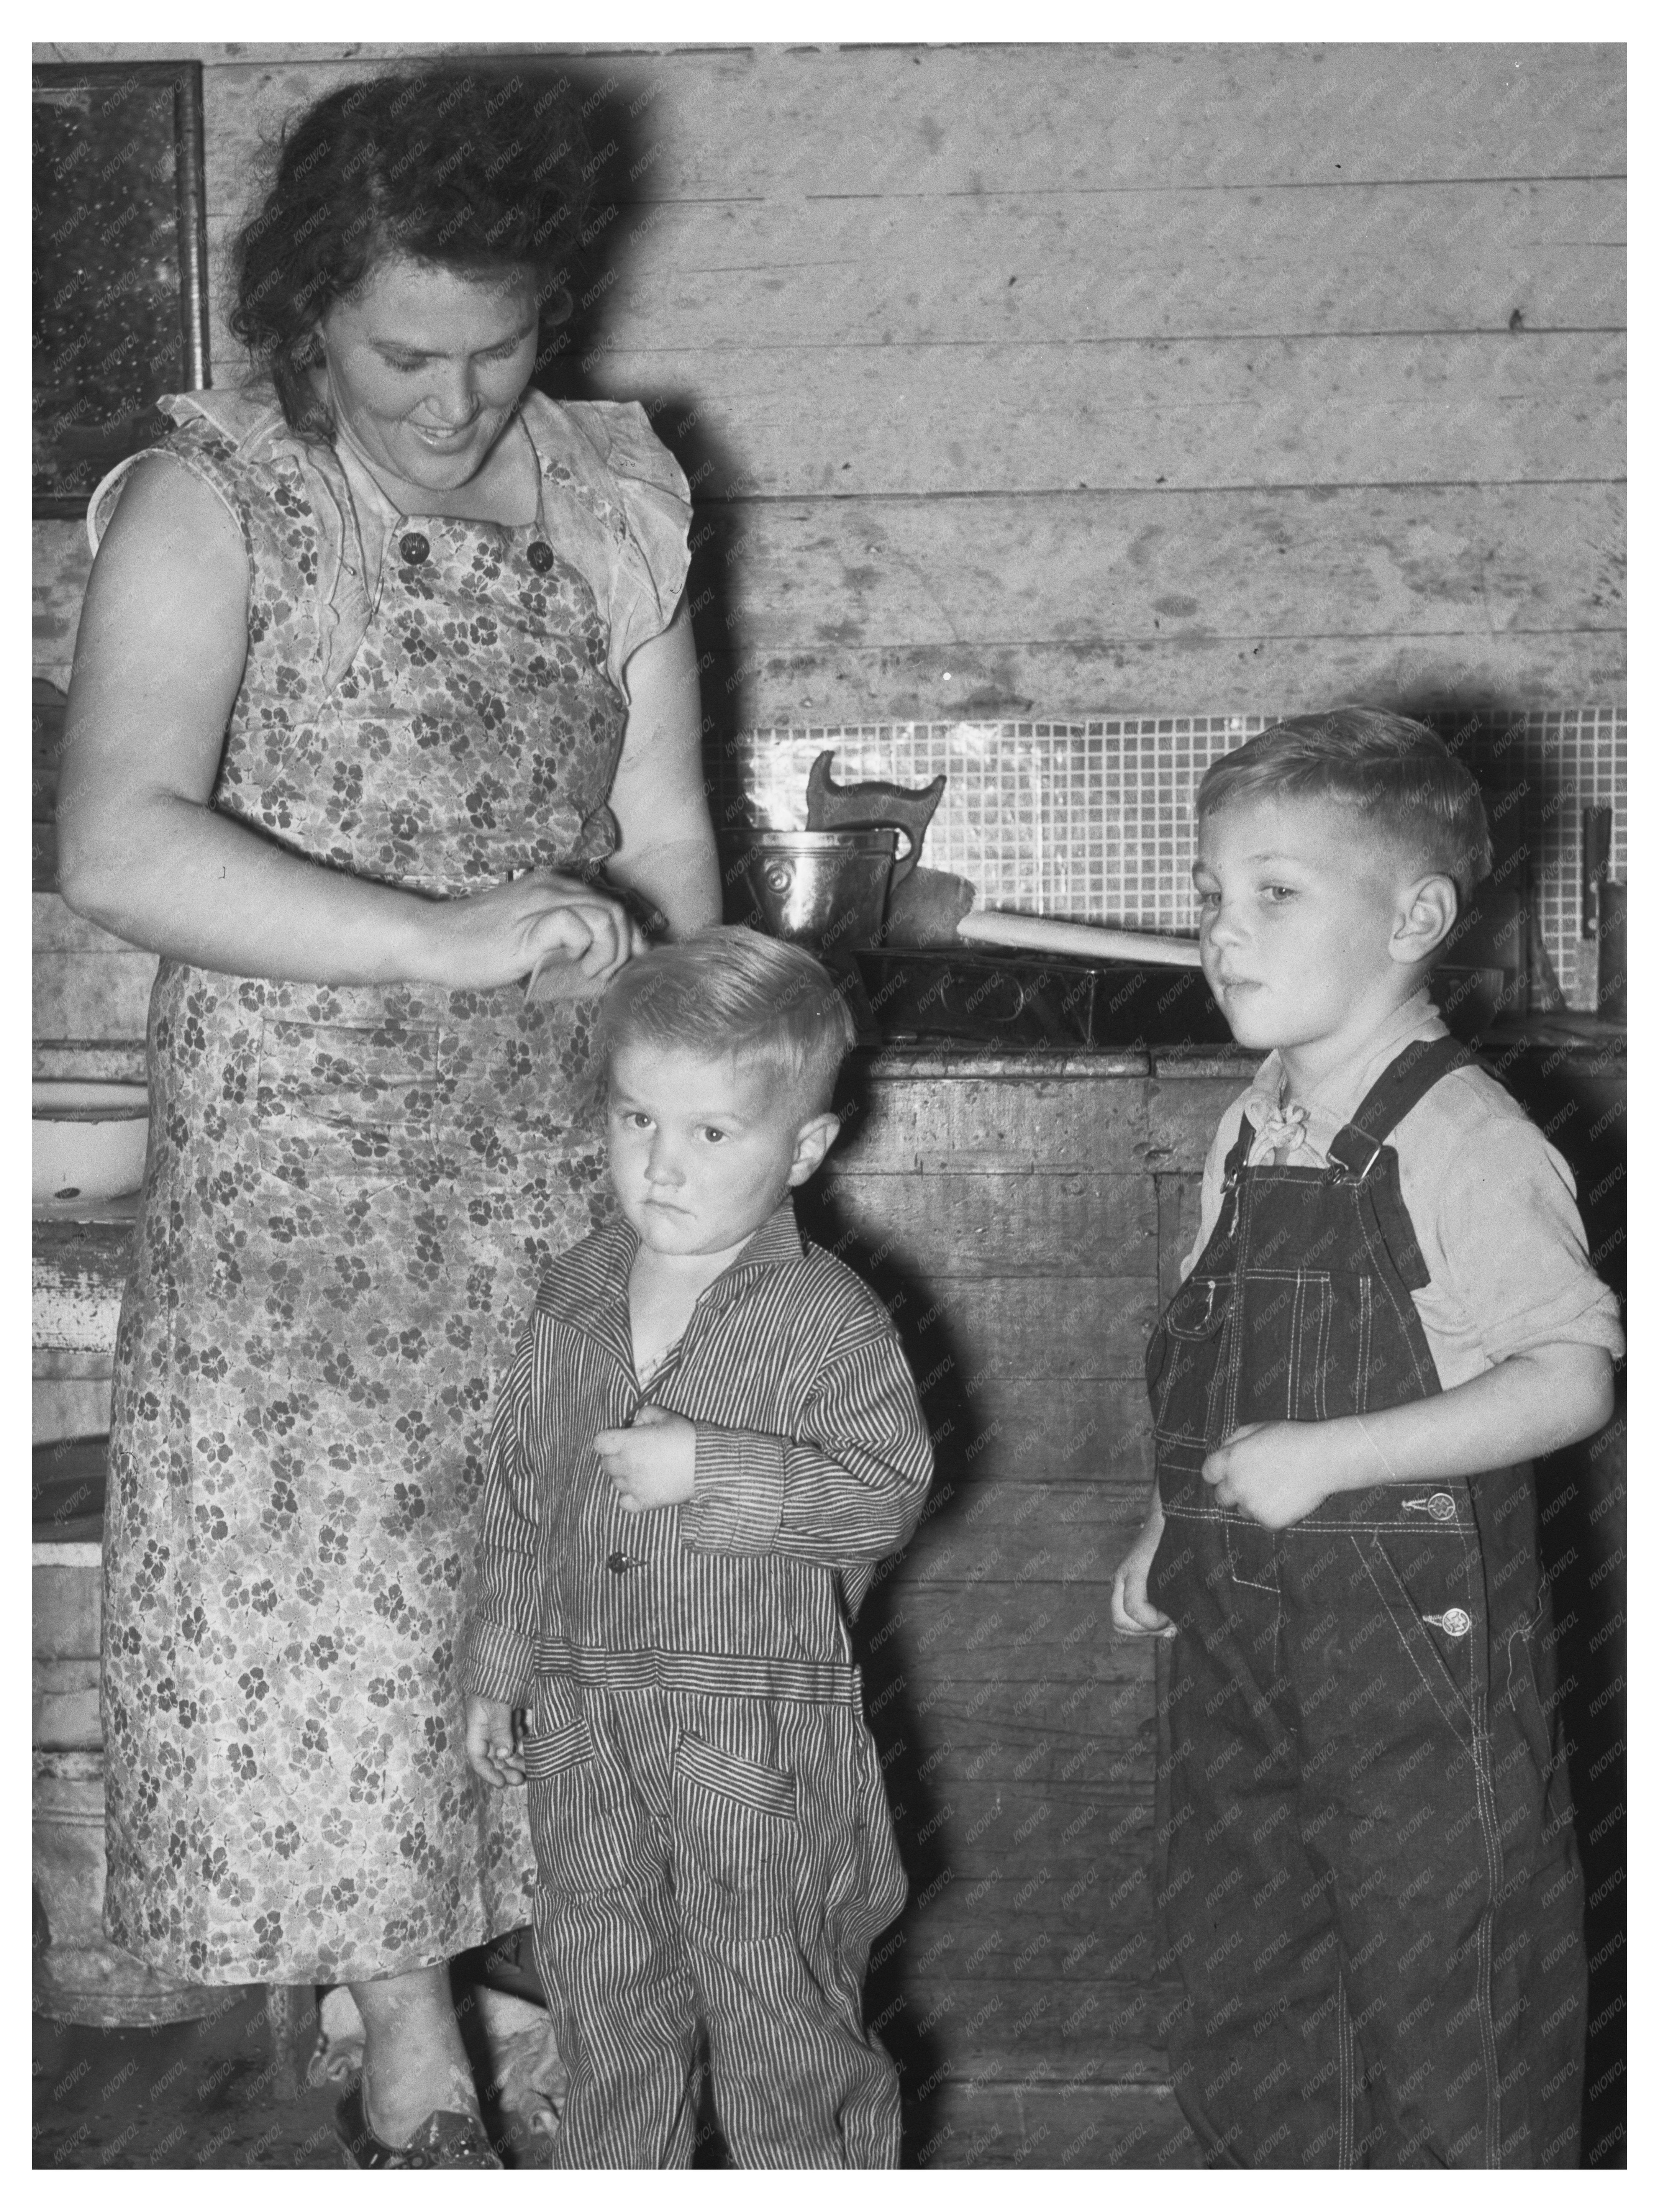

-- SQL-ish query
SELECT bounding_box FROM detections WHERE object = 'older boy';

[463,927,931,2168]
[1111,712,1621,2168]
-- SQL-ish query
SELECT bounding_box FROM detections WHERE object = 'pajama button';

[398,531,430,565]
[526,541,555,573]
[1434,1607,1472,1637]
[606,1551,630,1574]
[1427,1492,1457,1523]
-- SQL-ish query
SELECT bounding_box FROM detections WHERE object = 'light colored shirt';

[1184,989,1625,1390]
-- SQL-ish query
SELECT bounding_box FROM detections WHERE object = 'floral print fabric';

[97,385,690,1983]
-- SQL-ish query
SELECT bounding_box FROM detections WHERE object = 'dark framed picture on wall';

[32,60,209,518]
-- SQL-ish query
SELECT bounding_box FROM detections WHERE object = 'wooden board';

[34,1659,102,1753]
[861,1580,1151,1683]
[835,1072,1152,1172]
[907,1378,1155,1489]
[35,434,1626,726]
[32,1221,135,1356]
[859,1273,1157,1381]
[891,1950,1179,2037]
[884,1791,1157,1889]
[33,1376,116,1447]
[907,2078,1198,2170]
[582,332,1626,497]
[203,180,1625,375]
[697,481,1625,652]
[887,1978,1174,2089]
[1146,1074,1251,1171]
[1156,1174,1204,1301]
[690,481,1625,720]
[33,894,136,955]
[190,48,1623,206]
[908,1654,1154,1729]
[33,951,160,1048]
[492,180,1628,346]
[891,1481,1152,1590]
[800,1169,1158,1277]
[33,1561,102,1663]
[33,522,92,687]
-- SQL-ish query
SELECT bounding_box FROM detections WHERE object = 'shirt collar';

[1241,987,1446,1167]
[566,1195,808,1330]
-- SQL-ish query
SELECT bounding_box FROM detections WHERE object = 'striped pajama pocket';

[523,1691,633,1901]
[671,1732,800,1943]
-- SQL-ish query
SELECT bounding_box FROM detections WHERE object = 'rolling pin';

[955,908,1203,968]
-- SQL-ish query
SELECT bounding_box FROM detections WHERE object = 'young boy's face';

[607,1043,823,1261]
[1193,794,1431,1061]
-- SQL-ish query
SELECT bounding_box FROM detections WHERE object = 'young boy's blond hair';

[597,925,857,1115]
[1197,707,1493,898]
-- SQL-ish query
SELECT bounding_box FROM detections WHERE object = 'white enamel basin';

[33,1081,151,1206]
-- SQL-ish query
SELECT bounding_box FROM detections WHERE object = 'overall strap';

[1221,1112,1256,1182]
[1326,1035,1475,1180]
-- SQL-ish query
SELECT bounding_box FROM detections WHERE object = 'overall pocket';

[1225,1515,1281,1595]
[1230,1270,1334,1429]
[1148,1274,1234,1448]
[1354,1533,1484,1744]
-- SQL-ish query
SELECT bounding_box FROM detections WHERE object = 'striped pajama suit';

[464,1200,933,2168]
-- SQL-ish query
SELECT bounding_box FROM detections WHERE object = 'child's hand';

[1110,1489,1177,1638]
[593,1404,697,1513]
[465,1695,526,1789]
[1202,1420,1332,1529]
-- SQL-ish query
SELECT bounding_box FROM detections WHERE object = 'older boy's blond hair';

[598,926,858,1115]
[1197,709,1493,898]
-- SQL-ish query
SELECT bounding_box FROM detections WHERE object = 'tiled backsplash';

[712,708,1626,1013]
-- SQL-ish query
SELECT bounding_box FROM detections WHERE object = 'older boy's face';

[607,1044,810,1261]
[1193,796,1418,1061]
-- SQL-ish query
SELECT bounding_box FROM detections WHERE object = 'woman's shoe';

[335,2077,503,2169]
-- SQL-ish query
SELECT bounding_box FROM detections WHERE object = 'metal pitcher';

[723,828,902,958]
[722,750,948,959]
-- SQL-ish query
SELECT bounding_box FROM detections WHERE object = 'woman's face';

[316,254,539,494]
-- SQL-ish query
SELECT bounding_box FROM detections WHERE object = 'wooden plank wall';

[34,39,1625,725]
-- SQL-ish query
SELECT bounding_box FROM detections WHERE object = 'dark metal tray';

[853,947,1233,1049]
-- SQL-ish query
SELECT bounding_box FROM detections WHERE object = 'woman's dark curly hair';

[228,66,593,433]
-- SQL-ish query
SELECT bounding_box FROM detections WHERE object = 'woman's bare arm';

[57,456,631,992]
[605,597,721,941]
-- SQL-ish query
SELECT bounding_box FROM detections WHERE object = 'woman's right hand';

[419,871,646,995]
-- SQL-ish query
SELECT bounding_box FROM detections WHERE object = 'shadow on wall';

[1501,1047,1626,2166]
[523,68,751,769]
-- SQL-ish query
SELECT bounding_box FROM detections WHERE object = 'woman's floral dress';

[90,382,691,1983]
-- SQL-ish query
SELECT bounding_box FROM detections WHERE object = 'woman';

[57,67,718,2167]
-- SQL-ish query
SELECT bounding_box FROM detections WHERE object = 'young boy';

[1110,712,1621,2169]
[462,927,932,2169]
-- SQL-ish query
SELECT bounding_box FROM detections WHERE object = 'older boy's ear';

[787,1111,841,1186]
[1390,873,1459,966]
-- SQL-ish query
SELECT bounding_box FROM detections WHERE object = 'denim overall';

[1146,1038,1585,2168]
